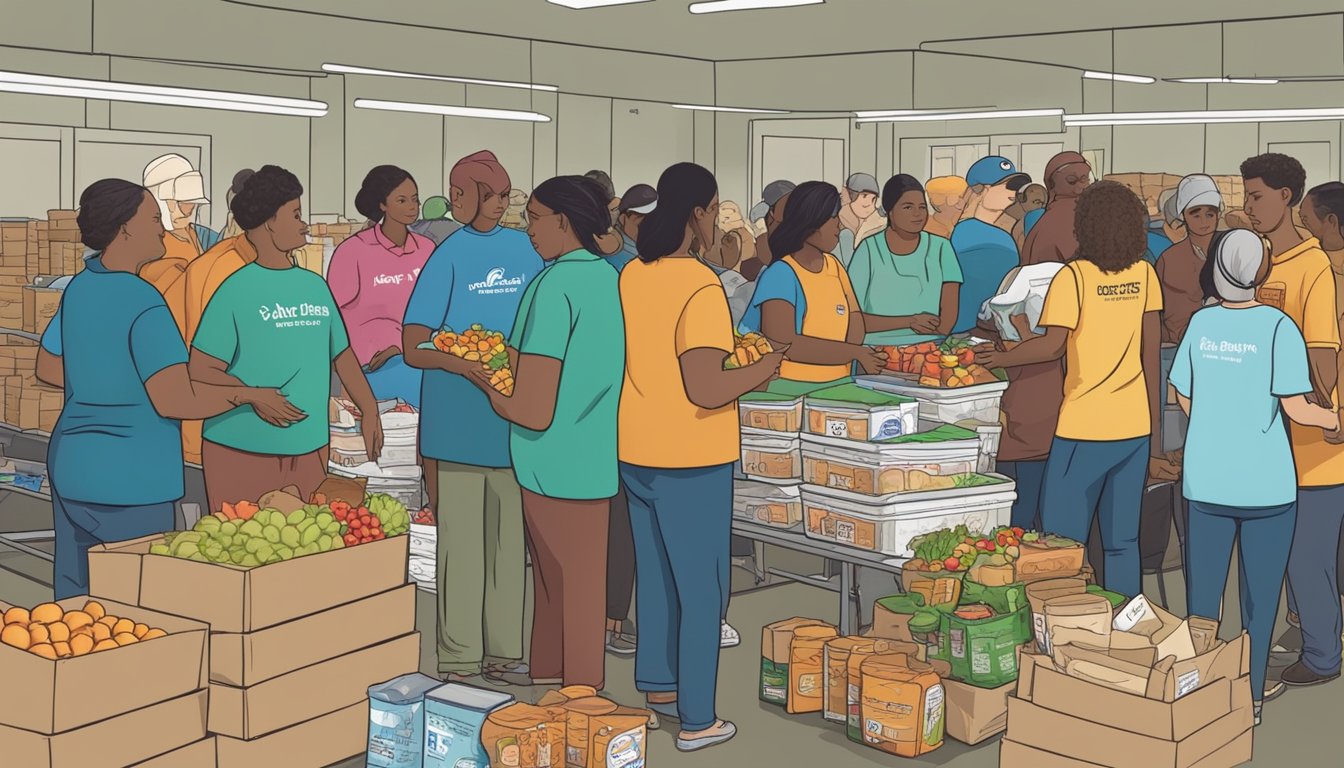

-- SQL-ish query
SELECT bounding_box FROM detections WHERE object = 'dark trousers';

[1287,484,1344,676]
[999,459,1046,530]
[607,486,635,624]
[53,493,175,600]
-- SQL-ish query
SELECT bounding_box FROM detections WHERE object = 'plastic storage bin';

[740,391,804,433]
[733,480,803,529]
[855,374,1008,426]
[804,384,919,441]
[742,428,802,481]
[800,477,1016,557]
[800,425,981,496]
[973,423,1001,473]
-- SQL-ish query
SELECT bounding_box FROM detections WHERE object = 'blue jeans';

[1041,436,1149,597]
[1186,500,1295,698]
[53,493,176,599]
[620,461,733,732]
[998,460,1046,530]
[1287,484,1344,676]
[365,353,422,408]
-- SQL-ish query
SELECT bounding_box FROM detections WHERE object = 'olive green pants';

[435,462,526,674]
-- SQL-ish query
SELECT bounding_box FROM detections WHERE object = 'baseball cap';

[618,184,658,215]
[965,156,1030,191]
[143,154,209,203]
[1212,229,1265,303]
[1176,174,1223,217]
[750,180,796,222]
[845,173,880,197]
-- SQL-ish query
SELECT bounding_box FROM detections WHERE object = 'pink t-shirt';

[327,225,435,365]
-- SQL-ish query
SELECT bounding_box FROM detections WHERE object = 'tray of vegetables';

[904,525,1084,585]
[879,337,1001,389]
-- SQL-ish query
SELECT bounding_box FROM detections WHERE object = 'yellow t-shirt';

[1257,238,1343,487]
[778,254,860,383]
[1040,259,1163,441]
[618,258,741,468]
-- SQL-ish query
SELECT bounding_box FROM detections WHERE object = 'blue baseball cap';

[966,156,1031,190]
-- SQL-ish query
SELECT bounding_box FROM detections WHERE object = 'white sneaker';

[720,621,740,648]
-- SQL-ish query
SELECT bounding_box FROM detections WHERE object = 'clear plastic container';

[733,480,803,529]
[801,477,1016,557]
[803,384,920,441]
[742,428,802,481]
[855,374,1008,426]
[739,391,804,433]
[800,426,981,496]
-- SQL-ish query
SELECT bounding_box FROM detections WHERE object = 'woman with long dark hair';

[618,163,784,752]
[740,181,886,383]
[36,179,301,598]
[327,165,434,407]
[465,175,625,690]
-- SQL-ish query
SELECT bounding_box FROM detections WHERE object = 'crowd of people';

[34,143,1344,749]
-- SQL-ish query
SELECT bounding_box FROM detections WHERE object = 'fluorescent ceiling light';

[690,0,823,14]
[855,108,1063,124]
[1168,77,1279,85]
[1064,107,1344,126]
[323,64,557,93]
[0,70,326,116]
[548,0,652,7]
[354,98,550,123]
[672,104,788,114]
[1084,71,1155,84]
[854,107,996,118]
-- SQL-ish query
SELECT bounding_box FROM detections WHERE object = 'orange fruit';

[112,618,135,637]
[28,624,49,645]
[82,601,106,621]
[132,623,149,639]
[3,607,29,625]
[29,643,57,660]
[114,633,138,646]
[69,634,94,656]
[141,628,167,641]
[52,641,71,658]
[71,626,92,638]
[47,622,70,644]
[30,603,62,624]
[1,624,30,650]
[91,623,112,642]
[92,639,119,652]
[62,610,93,631]
[97,616,117,630]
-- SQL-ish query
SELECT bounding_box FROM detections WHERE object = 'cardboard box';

[211,584,416,686]
[209,631,419,739]
[88,533,409,633]
[20,286,55,333]
[760,617,832,705]
[0,597,208,734]
[1000,728,1253,768]
[1004,688,1252,768]
[214,700,367,768]
[0,690,207,768]
[944,678,1011,745]
[132,738,217,767]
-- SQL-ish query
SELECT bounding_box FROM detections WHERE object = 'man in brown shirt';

[1155,175,1223,344]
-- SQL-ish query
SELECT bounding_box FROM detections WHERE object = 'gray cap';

[1213,229,1265,303]
[750,180,796,222]
[1176,174,1223,218]
[618,184,657,214]
[845,173,880,197]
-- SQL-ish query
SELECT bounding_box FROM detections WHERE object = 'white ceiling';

[247,0,1344,64]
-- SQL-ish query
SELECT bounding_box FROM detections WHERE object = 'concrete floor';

[1,518,1338,767]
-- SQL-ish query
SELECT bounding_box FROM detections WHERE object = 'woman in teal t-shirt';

[467,175,625,690]
[849,175,963,345]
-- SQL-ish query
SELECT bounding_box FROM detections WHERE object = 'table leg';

[840,561,859,635]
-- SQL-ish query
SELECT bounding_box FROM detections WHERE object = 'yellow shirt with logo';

[1040,259,1163,441]
[1257,238,1343,487]
[779,254,860,383]
[618,258,741,468]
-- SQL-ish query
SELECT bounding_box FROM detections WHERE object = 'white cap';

[1175,174,1221,218]
[143,154,209,203]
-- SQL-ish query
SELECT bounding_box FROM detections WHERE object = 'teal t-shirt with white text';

[194,263,349,455]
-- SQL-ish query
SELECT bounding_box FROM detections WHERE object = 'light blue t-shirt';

[739,260,806,335]
[43,257,188,505]
[403,226,543,467]
[849,231,963,346]
[1169,305,1312,507]
[1145,231,1173,265]
[950,219,1019,334]
[606,233,639,272]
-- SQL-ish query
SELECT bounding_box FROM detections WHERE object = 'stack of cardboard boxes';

[87,530,419,767]
[1105,173,1247,220]
[0,596,213,767]
[0,333,62,432]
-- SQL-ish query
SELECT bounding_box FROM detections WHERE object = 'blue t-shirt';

[403,226,543,467]
[1145,231,1173,265]
[43,257,188,505]
[606,234,639,273]
[949,219,1019,334]
[739,260,806,335]
[1022,208,1045,236]
[1169,305,1312,507]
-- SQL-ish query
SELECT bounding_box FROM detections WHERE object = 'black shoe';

[1280,661,1340,687]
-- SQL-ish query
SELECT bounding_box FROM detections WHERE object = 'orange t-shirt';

[139,229,203,337]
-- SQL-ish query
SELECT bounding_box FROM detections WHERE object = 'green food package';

[1085,584,1127,609]
[943,604,1032,689]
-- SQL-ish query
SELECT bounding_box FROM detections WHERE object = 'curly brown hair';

[1074,180,1147,273]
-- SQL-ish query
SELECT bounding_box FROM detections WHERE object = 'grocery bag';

[366,673,442,768]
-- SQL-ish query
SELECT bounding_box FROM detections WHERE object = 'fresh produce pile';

[2,600,167,659]
[724,331,775,369]
[431,324,514,395]
[413,507,436,526]
[882,338,999,388]
[906,525,1030,573]
[148,492,411,567]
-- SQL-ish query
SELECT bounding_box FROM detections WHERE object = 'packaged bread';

[588,706,648,768]
[845,640,920,743]
[761,617,832,706]
[1042,592,1113,656]
[824,637,874,723]
[480,703,566,768]
[537,686,600,708]
[1025,577,1087,653]
[859,654,945,757]
[563,697,617,767]
[788,624,839,714]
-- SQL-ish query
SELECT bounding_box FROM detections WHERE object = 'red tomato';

[344,534,358,546]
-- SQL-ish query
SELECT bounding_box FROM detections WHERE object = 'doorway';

[760,136,846,198]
